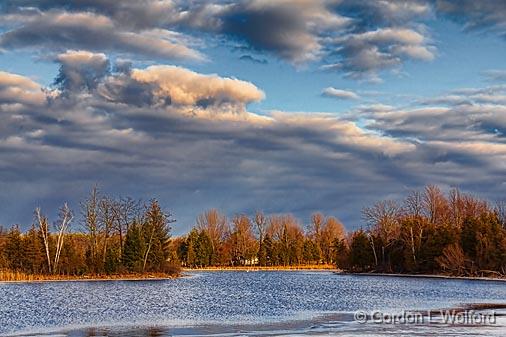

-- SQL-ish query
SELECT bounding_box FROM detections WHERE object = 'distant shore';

[3,267,505,283]
[338,271,506,282]
[183,264,336,272]
[184,267,506,282]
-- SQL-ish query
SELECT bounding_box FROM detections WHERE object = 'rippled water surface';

[1,271,505,336]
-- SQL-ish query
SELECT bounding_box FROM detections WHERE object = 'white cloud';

[130,65,265,106]
[322,87,360,100]
[0,71,45,106]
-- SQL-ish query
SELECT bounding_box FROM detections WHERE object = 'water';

[0,271,505,336]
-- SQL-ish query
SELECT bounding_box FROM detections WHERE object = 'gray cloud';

[199,1,435,79]
[4,0,506,82]
[215,0,349,65]
[436,0,506,37]
[54,50,110,92]
[483,69,506,82]
[329,27,434,82]
[0,10,203,61]
[0,56,417,231]
[337,0,433,27]
[1,54,505,232]
[357,85,506,143]
[0,0,437,81]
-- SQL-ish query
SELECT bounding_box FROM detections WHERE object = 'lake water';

[1,271,505,336]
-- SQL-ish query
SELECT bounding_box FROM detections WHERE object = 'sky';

[0,0,505,235]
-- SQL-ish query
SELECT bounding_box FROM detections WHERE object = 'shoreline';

[183,265,336,272]
[339,272,506,282]
[0,272,180,284]
[2,268,506,283]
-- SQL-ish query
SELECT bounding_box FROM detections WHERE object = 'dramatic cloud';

[214,0,349,64]
[356,85,506,151]
[3,1,506,231]
[322,87,360,100]
[1,52,506,231]
[0,55,425,230]
[54,50,110,92]
[0,11,203,61]
[97,64,266,122]
[199,0,435,78]
[4,0,506,81]
[129,66,265,106]
[0,0,437,80]
[327,27,434,82]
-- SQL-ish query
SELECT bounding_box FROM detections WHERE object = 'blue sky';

[0,1,505,234]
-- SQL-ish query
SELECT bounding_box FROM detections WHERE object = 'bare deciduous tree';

[495,199,506,229]
[230,214,257,265]
[404,190,423,218]
[423,185,449,225]
[362,200,401,267]
[112,196,142,256]
[99,197,116,264]
[254,211,267,244]
[35,208,52,274]
[81,186,100,271]
[197,209,228,259]
[436,243,466,275]
[320,216,346,264]
[53,203,73,273]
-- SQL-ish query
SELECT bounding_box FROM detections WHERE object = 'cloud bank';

[1,50,505,231]
[2,1,506,231]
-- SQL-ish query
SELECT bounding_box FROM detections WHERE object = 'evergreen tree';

[122,222,145,272]
[4,226,25,271]
[261,235,273,266]
[196,230,213,266]
[23,225,45,274]
[461,216,479,260]
[333,238,349,270]
[185,229,199,267]
[349,230,374,272]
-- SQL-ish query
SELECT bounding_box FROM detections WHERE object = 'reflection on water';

[1,271,505,336]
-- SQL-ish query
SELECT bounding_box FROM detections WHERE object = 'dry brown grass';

[0,270,180,282]
[184,264,336,271]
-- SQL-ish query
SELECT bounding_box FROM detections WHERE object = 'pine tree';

[141,200,173,272]
[122,222,145,272]
[333,238,349,270]
[4,226,25,271]
[349,230,374,272]
[185,229,199,267]
[196,230,213,266]
[23,225,45,274]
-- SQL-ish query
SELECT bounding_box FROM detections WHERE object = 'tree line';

[346,186,506,276]
[1,185,505,278]
[174,210,345,267]
[0,187,177,276]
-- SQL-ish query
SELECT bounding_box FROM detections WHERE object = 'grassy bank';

[0,270,180,283]
[184,264,336,272]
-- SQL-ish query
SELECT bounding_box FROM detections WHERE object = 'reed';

[0,269,180,282]
[184,264,336,271]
